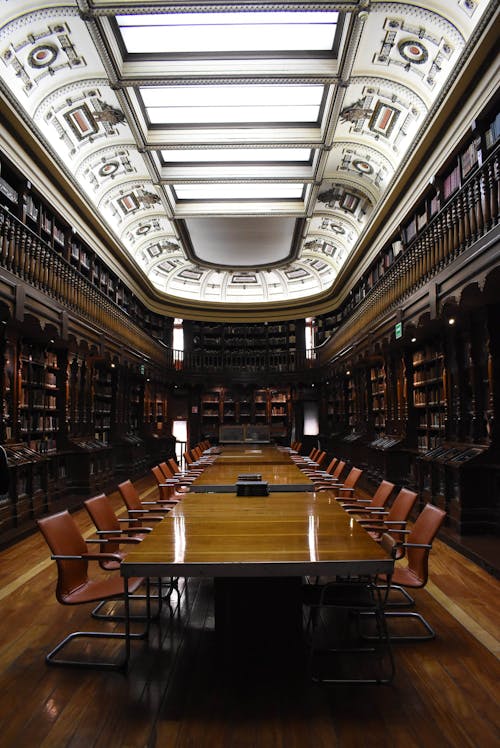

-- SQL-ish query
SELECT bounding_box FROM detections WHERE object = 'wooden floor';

[1,476,499,748]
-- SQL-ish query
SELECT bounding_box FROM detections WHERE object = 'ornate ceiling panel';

[0,0,492,309]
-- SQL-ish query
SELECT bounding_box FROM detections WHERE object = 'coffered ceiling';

[0,1,495,312]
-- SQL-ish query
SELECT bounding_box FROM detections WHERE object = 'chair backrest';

[344,466,363,489]
[84,493,122,555]
[84,493,119,531]
[37,510,89,604]
[159,461,174,479]
[332,460,346,480]
[371,480,395,508]
[309,447,319,460]
[405,503,446,585]
[386,488,418,542]
[151,465,164,485]
[183,450,194,465]
[168,458,180,474]
[118,479,142,512]
[315,451,327,468]
[324,457,338,475]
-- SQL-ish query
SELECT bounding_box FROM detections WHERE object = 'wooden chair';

[158,461,190,492]
[83,493,171,616]
[372,503,447,641]
[340,480,395,513]
[37,509,147,671]
[301,451,327,473]
[313,460,346,490]
[168,457,203,477]
[118,479,170,523]
[329,466,363,497]
[84,493,150,569]
[151,465,184,503]
[357,488,418,545]
[302,576,395,685]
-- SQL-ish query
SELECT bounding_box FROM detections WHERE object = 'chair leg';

[376,582,416,608]
[46,579,152,672]
[91,577,168,621]
[46,629,143,672]
[305,583,395,685]
[383,610,436,641]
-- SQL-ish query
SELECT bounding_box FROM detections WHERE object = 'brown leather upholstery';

[118,480,167,521]
[158,462,190,493]
[375,503,447,640]
[168,457,201,476]
[84,494,148,569]
[151,466,182,503]
[37,509,148,670]
[359,487,417,543]
[383,503,446,588]
[341,479,395,513]
[301,450,328,475]
[37,510,143,606]
[323,457,338,475]
[322,466,364,499]
[314,460,346,490]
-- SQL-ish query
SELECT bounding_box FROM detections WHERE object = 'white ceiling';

[0,0,494,310]
[184,217,298,268]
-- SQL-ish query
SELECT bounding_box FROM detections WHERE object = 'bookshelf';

[370,364,386,436]
[411,345,446,453]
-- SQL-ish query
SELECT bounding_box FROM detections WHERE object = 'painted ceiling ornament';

[28,43,59,69]
[317,187,339,206]
[93,101,126,125]
[340,100,373,124]
[137,191,161,207]
[398,39,429,65]
[304,239,323,250]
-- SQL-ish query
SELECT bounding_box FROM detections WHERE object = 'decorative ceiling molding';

[0,0,494,312]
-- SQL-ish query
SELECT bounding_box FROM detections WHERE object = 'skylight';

[161,148,313,164]
[141,85,324,126]
[174,183,304,200]
[116,11,339,54]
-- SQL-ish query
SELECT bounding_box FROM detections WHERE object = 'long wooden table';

[121,491,393,579]
[121,448,393,661]
[190,445,313,492]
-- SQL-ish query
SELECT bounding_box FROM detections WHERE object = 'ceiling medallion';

[398,39,429,65]
[28,44,58,68]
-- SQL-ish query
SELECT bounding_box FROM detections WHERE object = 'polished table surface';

[191,445,313,492]
[212,445,296,464]
[120,491,393,579]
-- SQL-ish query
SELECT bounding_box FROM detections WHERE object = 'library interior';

[0,2,499,746]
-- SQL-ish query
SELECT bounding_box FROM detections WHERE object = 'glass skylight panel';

[116,11,339,54]
[161,148,312,164]
[141,85,323,125]
[174,183,304,200]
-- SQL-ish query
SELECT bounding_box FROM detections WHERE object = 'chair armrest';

[127,510,165,521]
[51,552,123,563]
[143,498,179,506]
[340,498,370,505]
[97,527,152,534]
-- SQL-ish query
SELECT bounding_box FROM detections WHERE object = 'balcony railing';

[319,145,499,363]
[0,206,166,366]
[163,347,318,374]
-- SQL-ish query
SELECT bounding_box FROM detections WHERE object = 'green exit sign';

[395,322,403,339]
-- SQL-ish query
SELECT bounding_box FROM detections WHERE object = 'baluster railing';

[320,146,499,365]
